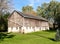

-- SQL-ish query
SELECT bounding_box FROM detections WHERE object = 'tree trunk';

[53,23,56,30]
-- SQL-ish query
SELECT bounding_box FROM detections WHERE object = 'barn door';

[19,26,22,33]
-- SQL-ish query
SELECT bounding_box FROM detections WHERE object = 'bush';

[55,28,60,41]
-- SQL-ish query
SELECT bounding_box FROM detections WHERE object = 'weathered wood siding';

[23,18,40,27]
[8,12,23,32]
[22,18,49,33]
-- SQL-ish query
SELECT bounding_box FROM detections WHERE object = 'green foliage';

[0,13,10,32]
[46,1,58,19]
[36,0,60,22]
[0,32,14,42]
[36,3,49,18]
[36,6,45,17]
[22,5,33,13]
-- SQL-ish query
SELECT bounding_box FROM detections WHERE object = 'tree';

[0,0,13,16]
[22,5,33,13]
[0,0,13,31]
[45,0,60,30]
[22,5,37,16]
[54,3,60,41]
[0,12,10,32]
[30,10,37,16]
[36,6,45,17]
[36,3,49,18]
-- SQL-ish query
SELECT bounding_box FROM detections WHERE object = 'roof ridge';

[8,10,48,22]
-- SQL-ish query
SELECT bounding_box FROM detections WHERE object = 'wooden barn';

[8,10,49,33]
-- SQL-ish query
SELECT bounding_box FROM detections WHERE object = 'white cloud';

[29,0,40,6]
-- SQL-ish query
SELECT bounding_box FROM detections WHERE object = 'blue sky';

[13,0,60,11]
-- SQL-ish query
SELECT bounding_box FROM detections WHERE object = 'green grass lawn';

[0,30,60,44]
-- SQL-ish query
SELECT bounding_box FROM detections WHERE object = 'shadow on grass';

[33,34,56,41]
[44,30,56,33]
[0,32,15,42]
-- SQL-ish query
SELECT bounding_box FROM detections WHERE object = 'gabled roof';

[8,10,48,22]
